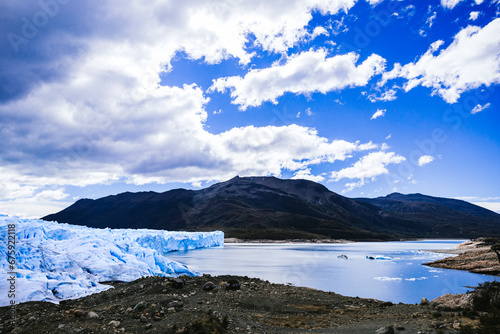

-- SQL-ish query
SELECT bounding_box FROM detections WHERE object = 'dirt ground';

[0,274,479,334]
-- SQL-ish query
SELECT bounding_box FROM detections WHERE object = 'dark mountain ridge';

[43,176,500,240]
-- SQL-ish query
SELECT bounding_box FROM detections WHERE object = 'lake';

[166,240,499,304]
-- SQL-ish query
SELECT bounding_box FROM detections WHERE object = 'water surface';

[166,240,499,304]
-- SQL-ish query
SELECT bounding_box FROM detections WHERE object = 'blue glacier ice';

[0,215,223,306]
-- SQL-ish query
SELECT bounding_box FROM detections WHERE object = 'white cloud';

[474,0,484,4]
[419,10,437,37]
[368,89,397,102]
[385,134,392,140]
[408,174,418,184]
[382,18,500,103]
[291,169,325,182]
[191,181,203,188]
[0,0,372,216]
[0,198,73,219]
[1,0,358,100]
[471,102,491,114]
[210,125,378,177]
[331,151,406,191]
[210,49,386,110]
[311,26,329,39]
[441,0,466,9]
[35,189,69,201]
[474,202,500,214]
[370,109,387,120]
[469,11,481,21]
[418,155,435,166]
[459,197,500,214]
[366,0,384,5]
[457,196,500,214]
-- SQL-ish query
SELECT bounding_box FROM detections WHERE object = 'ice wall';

[0,215,223,306]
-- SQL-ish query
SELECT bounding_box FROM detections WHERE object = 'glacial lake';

[166,240,499,304]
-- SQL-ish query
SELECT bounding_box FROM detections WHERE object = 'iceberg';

[365,255,392,261]
[0,215,223,306]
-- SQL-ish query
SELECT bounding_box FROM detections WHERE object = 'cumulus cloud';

[370,109,387,120]
[366,0,384,5]
[0,0,357,102]
[330,151,406,191]
[418,155,435,166]
[1,0,416,216]
[291,169,326,182]
[210,49,386,110]
[381,18,500,103]
[368,89,397,102]
[469,11,481,21]
[0,0,374,210]
[441,0,466,9]
[471,103,491,114]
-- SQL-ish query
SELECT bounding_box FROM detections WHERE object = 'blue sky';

[1,0,500,217]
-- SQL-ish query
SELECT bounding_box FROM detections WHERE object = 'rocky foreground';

[0,275,486,334]
[425,238,500,276]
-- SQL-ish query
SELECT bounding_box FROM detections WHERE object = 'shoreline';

[424,238,500,276]
[0,274,482,333]
[223,237,353,244]
[223,237,469,244]
[2,239,498,333]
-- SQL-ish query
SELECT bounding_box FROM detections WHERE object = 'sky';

[1,0,500,218]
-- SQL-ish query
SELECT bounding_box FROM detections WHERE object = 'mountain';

[356,193,500,237]
[42,176,500,240]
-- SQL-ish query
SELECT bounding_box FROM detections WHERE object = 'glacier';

[0,215,223,307]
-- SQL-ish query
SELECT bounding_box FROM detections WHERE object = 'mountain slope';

[42,176,500,240]
[356,193,500,237]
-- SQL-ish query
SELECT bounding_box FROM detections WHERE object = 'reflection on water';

[166,240,499,304]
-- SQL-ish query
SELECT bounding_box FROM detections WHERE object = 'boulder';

[108,320,120,328]
[169,278,185,289]
[226,279,241,291]
[375,325,394,334]
[133,301,147,311]
[431,293,472,310]
[203,281,217,291]
[73,309,88,318]
[86,311,99,319]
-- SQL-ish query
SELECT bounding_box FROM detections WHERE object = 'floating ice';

[374,277,402,281]
[405,277,428,281]
[366,255,392,260]
[0,215,223,306]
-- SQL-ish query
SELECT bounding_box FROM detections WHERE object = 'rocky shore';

[0,275,484,334]
[425,238,500,276]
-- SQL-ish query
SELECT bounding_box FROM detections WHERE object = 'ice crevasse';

[0,215,223,306]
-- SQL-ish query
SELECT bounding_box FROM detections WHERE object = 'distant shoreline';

[223,237,465,244]
[223,237,353,244]
[424,238,500,276]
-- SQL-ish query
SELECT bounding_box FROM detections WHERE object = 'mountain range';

[42,176,500,240]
